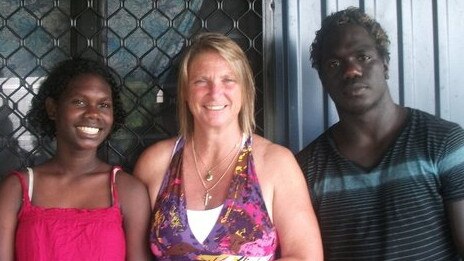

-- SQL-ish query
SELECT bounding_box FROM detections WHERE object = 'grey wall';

[270,0,464,152]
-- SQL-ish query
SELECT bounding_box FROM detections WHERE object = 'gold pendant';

[205,171,213,182]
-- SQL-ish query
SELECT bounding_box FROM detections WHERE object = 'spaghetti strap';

[14,167,126,260]
[12,171,31,205]
[27,167,34,200]
[171,137,184,159]
[110,166,122,206]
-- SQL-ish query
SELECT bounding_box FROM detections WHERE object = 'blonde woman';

[134,33,323,260]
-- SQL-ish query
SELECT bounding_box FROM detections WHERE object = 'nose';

[208,81,222,96]
[343,61,362,79]
[84,105,100,119]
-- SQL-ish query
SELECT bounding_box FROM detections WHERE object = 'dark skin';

[31,73,117,209]
[0,74,151,260]
[319,23,464,256]
[319,23,407,170]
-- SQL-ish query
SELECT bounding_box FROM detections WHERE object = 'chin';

[77,138,107,150]
[340,102,374,115]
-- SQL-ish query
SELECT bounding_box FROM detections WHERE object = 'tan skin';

[320,23,464,255]
[0,74,151,260]
[134,51,323,260]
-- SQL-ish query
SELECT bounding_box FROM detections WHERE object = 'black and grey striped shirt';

[297,108,464,260]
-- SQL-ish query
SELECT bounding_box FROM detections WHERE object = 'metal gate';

[0,0,263,175]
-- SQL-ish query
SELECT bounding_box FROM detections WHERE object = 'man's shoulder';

[401,108,464,158]
[296,129,332,164]
[408,108,463,137]
[410,108,461,128]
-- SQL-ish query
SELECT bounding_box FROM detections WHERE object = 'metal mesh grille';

[0,0,263,175]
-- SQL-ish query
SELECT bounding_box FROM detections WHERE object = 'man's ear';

[45,97,57,120]
[384,62,389,80]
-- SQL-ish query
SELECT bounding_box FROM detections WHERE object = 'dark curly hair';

[28,58,125,138]
[310,7,390,73]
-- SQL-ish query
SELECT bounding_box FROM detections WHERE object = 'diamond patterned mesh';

[0,0,263,175]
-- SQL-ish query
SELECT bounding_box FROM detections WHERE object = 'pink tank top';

[13,166,126,261]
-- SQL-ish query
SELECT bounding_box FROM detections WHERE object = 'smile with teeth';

[77,126,100,135]
[206,105,226,111]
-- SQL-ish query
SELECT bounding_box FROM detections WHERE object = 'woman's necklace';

[192,140,242,207]
[191,137,240,182]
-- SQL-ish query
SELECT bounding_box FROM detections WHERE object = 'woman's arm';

[446,199,464,257]
[256,138,323,260]
[0,174,23,261]
[117,171,151,261]
[133,138,176,209]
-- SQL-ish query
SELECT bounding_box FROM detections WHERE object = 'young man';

[296,7,464,260]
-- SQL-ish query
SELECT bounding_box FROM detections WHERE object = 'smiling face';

[320,24,391,115]
[47,73,114,151]
[186,50,242,132]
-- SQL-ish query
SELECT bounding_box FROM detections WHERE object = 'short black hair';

[310,7,390,72]
[28,58,125,138]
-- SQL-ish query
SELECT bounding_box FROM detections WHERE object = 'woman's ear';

[45,97,57,120]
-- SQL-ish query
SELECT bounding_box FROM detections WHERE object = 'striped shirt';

[297,108,464,260]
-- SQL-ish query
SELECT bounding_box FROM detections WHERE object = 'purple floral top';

[149,137,278,260]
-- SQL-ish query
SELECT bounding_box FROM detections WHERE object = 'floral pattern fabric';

[150,137,277,260]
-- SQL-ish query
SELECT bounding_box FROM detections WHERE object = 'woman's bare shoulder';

[0,172,23,191]
[133,137,178,182]
[251,134,302,182]
[143,137,177,154]
[137,137,178,164]
[252,134,294,160]
[0,170,25,214]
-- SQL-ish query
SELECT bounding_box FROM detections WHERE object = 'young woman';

[0,58,150,260]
